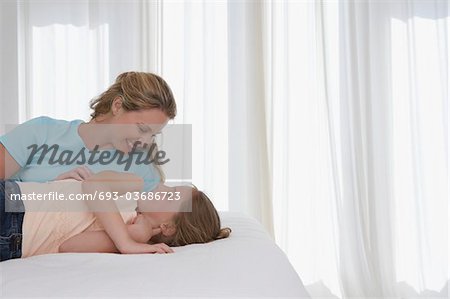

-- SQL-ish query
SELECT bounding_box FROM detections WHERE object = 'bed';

[0,211,310,298]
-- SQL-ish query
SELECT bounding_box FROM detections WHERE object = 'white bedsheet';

[0,211,310,298]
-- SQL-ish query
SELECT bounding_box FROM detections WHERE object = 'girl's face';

[138,211,178,243]
[139,185,194,244]
[109,108,169,153]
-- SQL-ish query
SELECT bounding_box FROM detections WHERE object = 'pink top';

[18,181,137,258]
[21,210,136,258]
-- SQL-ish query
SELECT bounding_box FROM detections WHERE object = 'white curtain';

[265,1,448,298]
[1,0,448,298]
[159,1,274,229]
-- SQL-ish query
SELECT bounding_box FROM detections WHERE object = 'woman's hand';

[55,166,93,181]
[118,240,174,254]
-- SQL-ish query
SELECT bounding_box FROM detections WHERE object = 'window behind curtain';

[19,1,142,121]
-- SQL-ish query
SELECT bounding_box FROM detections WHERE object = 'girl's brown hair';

[152,188,232,246]
[90,71,177,119]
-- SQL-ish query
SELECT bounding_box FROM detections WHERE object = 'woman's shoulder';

[23,116,84,137]
[27,116,83,125]
[1,116,72,142]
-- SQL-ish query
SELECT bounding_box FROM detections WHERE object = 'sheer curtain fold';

[227,0,274,236]
[139,0,162,73]
[337,2,398,297]
[338,2,376,296]
[390,0,448,295]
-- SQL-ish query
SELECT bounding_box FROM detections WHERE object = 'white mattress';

[0,211,310,298]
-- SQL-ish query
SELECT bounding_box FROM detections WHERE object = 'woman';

[0,71,176,183]
[0,171,232,261]
[0,72,178,255]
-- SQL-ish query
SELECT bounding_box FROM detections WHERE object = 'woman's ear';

[111,96,123,115]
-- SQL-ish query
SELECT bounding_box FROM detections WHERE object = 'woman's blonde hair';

[151,188,232,246]
[90,71,177,119]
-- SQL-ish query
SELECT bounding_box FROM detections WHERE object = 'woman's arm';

[83,170,144,195]
[0,117,49,180]
[58,226,170,254]
[0,143,21,179]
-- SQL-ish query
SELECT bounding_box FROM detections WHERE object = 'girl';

[0,171,232,261]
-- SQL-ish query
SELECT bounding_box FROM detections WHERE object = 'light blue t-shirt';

[0,116,160,191]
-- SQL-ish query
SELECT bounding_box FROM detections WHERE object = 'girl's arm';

[58,226,170,254]
[59,230,120,253]
[82,171,168,254]
[0,143,21,179]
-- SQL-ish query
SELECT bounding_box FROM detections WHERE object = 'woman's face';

[110,108,169,153]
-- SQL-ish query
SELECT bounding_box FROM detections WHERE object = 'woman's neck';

[78,116,113,150]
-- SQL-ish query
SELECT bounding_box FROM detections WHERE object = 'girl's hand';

[55,166,93,181]
[119,240,174,254]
